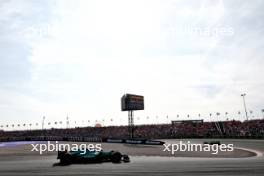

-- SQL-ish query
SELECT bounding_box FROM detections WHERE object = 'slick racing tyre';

[110,152,122,163]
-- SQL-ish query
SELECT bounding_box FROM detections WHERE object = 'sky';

[0,0,264,130]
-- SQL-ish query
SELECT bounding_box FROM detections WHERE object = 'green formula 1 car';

[57,149,130,165]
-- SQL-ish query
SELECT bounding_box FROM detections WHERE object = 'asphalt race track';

[0,139,263,176]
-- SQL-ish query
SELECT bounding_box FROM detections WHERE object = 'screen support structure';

[128,110,134,139]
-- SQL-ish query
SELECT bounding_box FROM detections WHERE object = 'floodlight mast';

[241,93,248,121]
[42,116,45,130]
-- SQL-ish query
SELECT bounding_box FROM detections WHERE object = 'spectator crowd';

[0,119,264,142]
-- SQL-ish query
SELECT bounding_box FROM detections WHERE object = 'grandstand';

[0,119,263,142]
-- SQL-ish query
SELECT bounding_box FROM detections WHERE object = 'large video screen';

[121,94,144,111]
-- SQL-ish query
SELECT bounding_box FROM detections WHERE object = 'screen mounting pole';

[128,110,134,139]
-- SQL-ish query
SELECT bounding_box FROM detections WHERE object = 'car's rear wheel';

[60,153,71,165]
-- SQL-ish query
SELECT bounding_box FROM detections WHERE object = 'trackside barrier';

[0,136,102,142]
[104,138,165,145]
[0,137,163,145]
